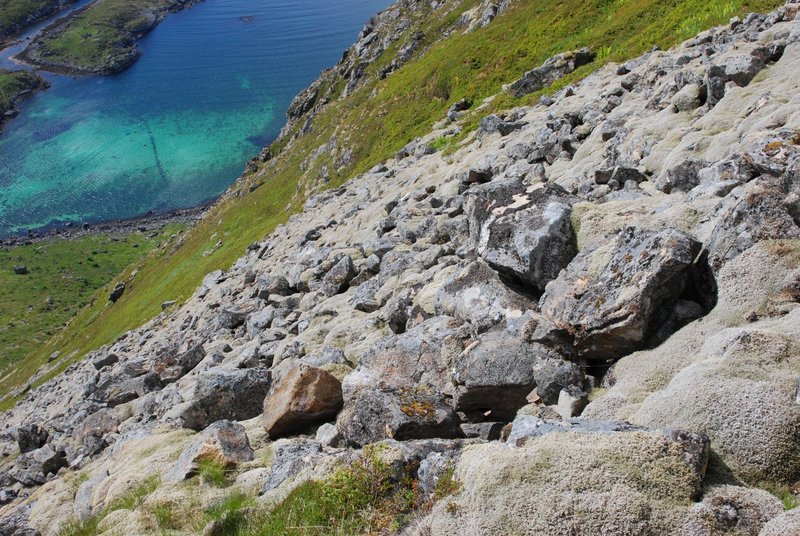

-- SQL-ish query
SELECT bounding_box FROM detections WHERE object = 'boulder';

[540,226,703,361]
[16,424,48,454]
[760,507,800,535]
[419,427,710,535]
[263,364,343,438]
[108,282,125,303]
[168,420,254,482]
[434,260,536,331]
[705,181,800,273]
[13,266,28,275]
[320,255,356,296]
[340,388,462,447]
[11,444,67,486]
[342,316,469,397]
[681,485,785,535]
[178,368,271,431]
[507,48,595,97]
[153,343,205,383]
[453,326,584,420]
[465,178,576,294]
[260,439,323,493]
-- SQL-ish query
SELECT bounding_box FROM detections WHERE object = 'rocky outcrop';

[168,420,253,481]
[2,3,800,534]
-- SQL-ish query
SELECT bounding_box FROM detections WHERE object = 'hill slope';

[1,1,800,534]
[0,0,785,409]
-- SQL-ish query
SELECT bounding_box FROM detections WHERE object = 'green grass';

[197,458,230,488]
[4,0,785,411]
[0,225,184,403]
[24,0,179,73]
[0,0,66,38]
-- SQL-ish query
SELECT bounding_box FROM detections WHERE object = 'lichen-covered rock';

[680,485,784,535]
[175,368,271,431]
[339,387,462,447]
[263,364,343,438]
[168,420,254,481]
[465,178,576,293]
[453,326,584,420]
[507,48,595,97]
[417,429,709,535]
[540,226,703,361]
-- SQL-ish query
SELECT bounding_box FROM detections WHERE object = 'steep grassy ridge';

[1,0,784,408]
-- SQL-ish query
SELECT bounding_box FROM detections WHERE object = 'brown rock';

[263,365,343,438]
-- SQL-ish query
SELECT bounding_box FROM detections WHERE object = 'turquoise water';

[0,0,389,235]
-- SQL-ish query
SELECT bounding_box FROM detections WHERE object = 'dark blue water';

[0,0,389,235]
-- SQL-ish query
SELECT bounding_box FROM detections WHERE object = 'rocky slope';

[1,1,800,534]
[0,69,49,132]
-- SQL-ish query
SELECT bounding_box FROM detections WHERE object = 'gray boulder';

[465,178,576,294]
[261,440,323,493]
[507,48,595,97]
[453,326,584,420]
[540,226,703,361]
[153,343,205,383]
[11,445,67,486]
[169,420,254,482]
[340,388,462,447]
[16,424,48,454]
[178,368,271,431]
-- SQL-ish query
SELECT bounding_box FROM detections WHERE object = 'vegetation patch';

[0,225,184,406]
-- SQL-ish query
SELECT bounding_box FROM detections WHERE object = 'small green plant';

[151,503,178,531]
[204,492,253,534]
[197,458,230,487]
[110,476,160,510]
[430,136,450,152]
[596,45,613,62]
[58,516,101,536]
[432,467,462,500]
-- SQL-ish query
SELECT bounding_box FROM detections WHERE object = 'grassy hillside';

[0,226,184,383]
[0,0,784,409]
[0,0,67,38]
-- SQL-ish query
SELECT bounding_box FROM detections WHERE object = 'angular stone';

[453,326,584,420]
[540,226,703,361]
[168,420,254,482]
[260,440,323,493]
[340,387,462,447]
[507,48,595,97]
[465,178,576,293]
[263,365,343,438]
[320,256,356,296]
[16,424,48,454]
[153,343,205,383]
[178,368,271,431]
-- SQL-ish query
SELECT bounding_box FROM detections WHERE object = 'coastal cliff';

[1,1,800,535]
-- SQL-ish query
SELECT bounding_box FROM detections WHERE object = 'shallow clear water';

[0,0,389,235]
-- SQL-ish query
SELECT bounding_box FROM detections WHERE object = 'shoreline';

[0,204,209,247]
[17,0,199,77]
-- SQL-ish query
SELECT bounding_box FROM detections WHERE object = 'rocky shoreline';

[0,204,208,247]
[1,1,799,534]
[0,0,76,44]
[0,69,49,133]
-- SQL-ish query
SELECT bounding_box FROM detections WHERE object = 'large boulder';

[263,364,343,438]
[453,326,584,420]
[10,444,67,486]
[507,48,595,97]
[168,420,254,482]
[540,226,703,361]
[465,178,576,294]
[433,260,536,330]
[152,343,205,384]
[705,180,800,273]
[177,368,271,431]
[16,424,48,454]
[417,428,710,535]
[342,316,469,397]
[339,387,462,447]
[260,439,324,493]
